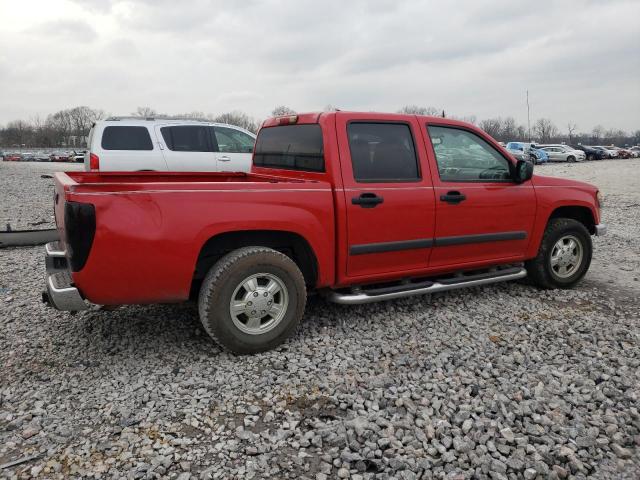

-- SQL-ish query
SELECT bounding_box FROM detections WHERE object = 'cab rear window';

[253,124,324,172]
[101,126,153,151]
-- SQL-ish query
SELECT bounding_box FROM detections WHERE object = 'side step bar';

[325,267,527,305]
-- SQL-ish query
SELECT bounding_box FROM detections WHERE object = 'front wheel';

[526,218,592,289]
[567,155,576,163]
[198,247,307,354]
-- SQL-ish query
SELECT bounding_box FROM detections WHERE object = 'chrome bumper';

[595,224,607,236]
[43,241,88,311]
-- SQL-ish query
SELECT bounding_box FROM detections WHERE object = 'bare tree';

[213,111,259,133]
[533,118,559,143]
[133,106,158,118]
[479,118,503,139]
[591,125,604,143]
[271,106,296,116]
[567,122,577,144]
[398,105,440,116]
[4,120,31,147]
[500,117,520,141]
[69,106,102,146]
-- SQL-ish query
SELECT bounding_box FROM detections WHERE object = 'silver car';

[539,145,586,163]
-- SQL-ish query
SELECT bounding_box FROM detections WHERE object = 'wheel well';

[191,230,318,298]
[549,206,595,234]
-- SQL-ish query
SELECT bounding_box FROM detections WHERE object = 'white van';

[85,118,256,172]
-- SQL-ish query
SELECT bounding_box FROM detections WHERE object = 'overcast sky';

[0,0,638,132]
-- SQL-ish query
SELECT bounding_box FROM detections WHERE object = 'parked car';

[538,145,585,162]
[44,111,605,354]
[615,148,633,159]
[22,152,36,161]
[628,146,640,157]
[70,151,86,163]
[50,152,71,162]
[595,146,619,158]
[505,142,548,164]
[35,153,51,162]
[85,118,256,172]
[590,146,614,159]
[4,153,22,161]
[569,145,605,161]
[0,150,4,161]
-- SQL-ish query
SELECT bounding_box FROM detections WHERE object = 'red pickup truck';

[44,112,605,353]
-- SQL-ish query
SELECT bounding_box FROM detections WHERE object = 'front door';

[544,147,563,162]
[336,113,436,279]
[424,124,536,269]
[211,126,255,172]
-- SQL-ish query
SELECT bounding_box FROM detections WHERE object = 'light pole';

[526,90,531,142]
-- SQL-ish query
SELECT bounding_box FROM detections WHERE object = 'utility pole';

[526,90,531,142]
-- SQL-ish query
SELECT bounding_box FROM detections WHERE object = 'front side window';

[253,124,324,172]
[213,127,255,153]
[428,126,512,182]
[101,126,153,151]
[160,126,212,152]
[347,123,420,182]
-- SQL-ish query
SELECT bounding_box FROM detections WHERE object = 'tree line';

[1,104,637,148]
[398,105,639,146]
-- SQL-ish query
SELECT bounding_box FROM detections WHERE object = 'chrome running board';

[325,267,527,305]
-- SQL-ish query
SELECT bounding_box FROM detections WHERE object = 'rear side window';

[101,126,153,150]
[347,123,420,182]
[214,127,255,153]
[161,126,213,152]
[254,124,324,172]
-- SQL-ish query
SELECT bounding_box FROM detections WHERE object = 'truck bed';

[53,171,336,305]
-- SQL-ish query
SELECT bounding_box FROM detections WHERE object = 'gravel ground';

[0,162,83,231]
[1,159,639,479]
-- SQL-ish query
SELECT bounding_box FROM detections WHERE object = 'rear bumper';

[595,224,607,236]
[43,241,89,311]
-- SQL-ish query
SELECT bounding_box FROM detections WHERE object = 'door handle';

[352,192,384,208]
[440,191,466,204]
[217,156,231,161]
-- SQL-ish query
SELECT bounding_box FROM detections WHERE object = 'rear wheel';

[198,247,306,354]
[526,218,592,289]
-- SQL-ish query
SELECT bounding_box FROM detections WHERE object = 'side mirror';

[514,159,533,183]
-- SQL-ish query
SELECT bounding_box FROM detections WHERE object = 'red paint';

[53,112,601,305]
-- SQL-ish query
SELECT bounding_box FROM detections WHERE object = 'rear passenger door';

[156,125,217,171]
[212,126,255,172]
[336,113,436,280]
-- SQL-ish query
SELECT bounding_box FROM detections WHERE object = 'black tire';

[198,246,306,354]
[529,154,538,164]
[587,153,594,161]
[567,155,576,163]
[526,218,592,289]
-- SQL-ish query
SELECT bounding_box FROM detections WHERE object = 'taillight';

[277,115,298,125]
[64,201,96,272]
[89,153,100,170]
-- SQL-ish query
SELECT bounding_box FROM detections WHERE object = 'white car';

[594,146,618,158]
[539,145,586,162]
[85,118,256,172]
